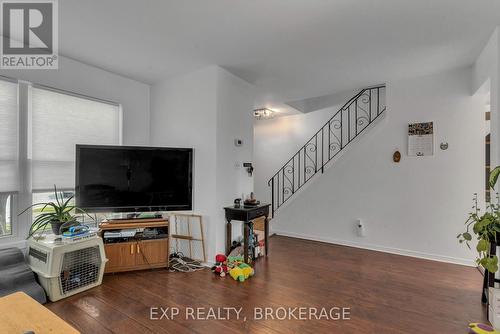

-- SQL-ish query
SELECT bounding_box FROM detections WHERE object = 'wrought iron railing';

[268,85,386,217]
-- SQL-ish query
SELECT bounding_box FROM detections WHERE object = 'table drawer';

[247,206,269,220]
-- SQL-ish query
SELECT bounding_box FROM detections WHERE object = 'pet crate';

[489,288,500,330]
[27,234,107,302]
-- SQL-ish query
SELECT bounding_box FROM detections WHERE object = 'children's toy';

[227,254,244,265]
[213,263,228,277]
[239,263,254,279]
[212,252,255,282]
[469,323,500,334]
[228,263,254,282]
[229,267,245,282]
[211,254,229,277]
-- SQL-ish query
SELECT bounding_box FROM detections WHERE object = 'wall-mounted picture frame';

[408,122,434,157]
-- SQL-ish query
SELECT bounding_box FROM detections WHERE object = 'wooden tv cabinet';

[99,218,169,273]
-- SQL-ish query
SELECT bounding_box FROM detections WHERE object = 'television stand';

[99,218,169,273]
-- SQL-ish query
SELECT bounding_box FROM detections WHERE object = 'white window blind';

[0,80,18,192]
[31,87,120,190]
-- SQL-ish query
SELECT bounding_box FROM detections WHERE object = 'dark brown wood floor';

[46,236,487,334]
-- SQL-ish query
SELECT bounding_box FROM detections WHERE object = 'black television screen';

[76,145,193,212]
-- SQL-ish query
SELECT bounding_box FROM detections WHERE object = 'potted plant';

[19,185,94,238]
[458,167,500,273]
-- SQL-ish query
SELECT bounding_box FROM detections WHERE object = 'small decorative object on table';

[234,198,242,208]
[244,192,260,207]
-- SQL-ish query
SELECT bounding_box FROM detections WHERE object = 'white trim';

[272,229,475,267]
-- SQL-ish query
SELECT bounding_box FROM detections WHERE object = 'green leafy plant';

[458,167,500,273]
[19,185,94,239]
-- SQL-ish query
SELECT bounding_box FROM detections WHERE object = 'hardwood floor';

[47,236,487,333]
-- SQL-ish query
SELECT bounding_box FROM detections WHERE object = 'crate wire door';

[60,246,102,294]
[171,214,206,262]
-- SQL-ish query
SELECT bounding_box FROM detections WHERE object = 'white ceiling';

[60,0,500,104]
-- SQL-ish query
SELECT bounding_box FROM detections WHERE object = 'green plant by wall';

[458,166,500,273]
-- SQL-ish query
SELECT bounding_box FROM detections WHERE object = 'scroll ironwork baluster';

[268,85,386,217]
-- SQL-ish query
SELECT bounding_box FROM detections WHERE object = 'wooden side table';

[224,204,270,263]
[0,291,79,334]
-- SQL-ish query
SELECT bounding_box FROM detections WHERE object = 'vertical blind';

[31,88,121,190]
[0,80,18,192]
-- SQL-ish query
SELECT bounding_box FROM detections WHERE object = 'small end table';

[224,203,270,263]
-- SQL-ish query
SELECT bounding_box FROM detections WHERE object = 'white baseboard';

[272,229,475,267]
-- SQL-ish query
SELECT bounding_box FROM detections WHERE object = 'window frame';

[0,192,17,239]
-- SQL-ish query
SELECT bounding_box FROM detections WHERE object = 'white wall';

[0,56,151,145]
[215,69,255,252]
[254,67,484,265]
[151,66,219,261]
[474,28,499,166]
[150,66,255,261]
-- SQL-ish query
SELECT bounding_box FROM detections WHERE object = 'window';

[0,78,121,241]
[0,79,18,238]
[0,194,13,237]
[31,87,121,190]
[30,88,121,232]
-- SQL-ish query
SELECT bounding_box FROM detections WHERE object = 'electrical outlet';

[356,219,365,237]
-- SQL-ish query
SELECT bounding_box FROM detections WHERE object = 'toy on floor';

[229,263,254,282]
[239,263,254,279]
[229,267,245,281]
[211,254,229,277]
[227,254,244,265]
[469,323,500,334]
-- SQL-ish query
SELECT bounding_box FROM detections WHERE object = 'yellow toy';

[229,267,245,282]
[468,323,500,334]
[229,263,254,282]
[239,263,254,279]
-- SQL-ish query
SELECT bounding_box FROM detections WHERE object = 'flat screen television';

[76,145,193,212]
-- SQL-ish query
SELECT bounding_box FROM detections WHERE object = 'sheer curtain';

[31,87,121,191]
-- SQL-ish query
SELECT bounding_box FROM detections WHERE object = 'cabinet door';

[136,239,168,266]
[104,242,137,272]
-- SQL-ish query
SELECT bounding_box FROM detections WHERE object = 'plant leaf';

[490,166,500,189]
[477,239,489,252]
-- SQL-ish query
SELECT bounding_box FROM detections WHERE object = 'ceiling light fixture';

[254,108,275,120]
